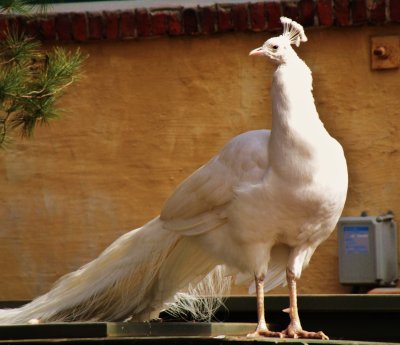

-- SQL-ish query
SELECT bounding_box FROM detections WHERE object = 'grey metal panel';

[337,216,398,286]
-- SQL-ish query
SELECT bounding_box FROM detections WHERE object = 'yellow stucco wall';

[1,25,400,300]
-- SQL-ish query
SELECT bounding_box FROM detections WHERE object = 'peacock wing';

[160,130,270,236]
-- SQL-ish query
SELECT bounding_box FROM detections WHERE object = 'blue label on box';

[343,226,369,254]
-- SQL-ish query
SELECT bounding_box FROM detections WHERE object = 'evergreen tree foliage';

[0,0,85,147]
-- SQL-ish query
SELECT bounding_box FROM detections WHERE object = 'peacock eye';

[272,45,279,50]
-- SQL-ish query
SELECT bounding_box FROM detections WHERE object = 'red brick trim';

[232,4,250,31]
[250,3,267,31]
[167,11,183,36]
[368,0,386,24]
[72,13,88,41]
[266,2,283,30]
[391,0,400,22]
[120,11,136,39]
[335,0,350,26]
[317,0,334,26]
[200,6,217,35]
[351,0,367,24]
[183,8,199,35]
[55,13,72,41]
[1,0,399,42]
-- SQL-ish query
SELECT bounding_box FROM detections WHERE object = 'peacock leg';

[247,274,283,338]
[282,269,328,340]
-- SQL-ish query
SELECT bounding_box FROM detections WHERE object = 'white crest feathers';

[280,16,308,47]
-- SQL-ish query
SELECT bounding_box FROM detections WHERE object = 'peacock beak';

[249,47,265,56]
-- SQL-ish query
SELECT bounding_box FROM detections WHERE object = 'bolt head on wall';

[371,35,399,70]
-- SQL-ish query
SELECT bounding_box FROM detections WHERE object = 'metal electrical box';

[338,214,398,286]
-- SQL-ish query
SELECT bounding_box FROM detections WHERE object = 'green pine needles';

[0,1,85,147]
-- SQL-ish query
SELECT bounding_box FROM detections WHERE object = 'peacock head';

[249,17,307,64]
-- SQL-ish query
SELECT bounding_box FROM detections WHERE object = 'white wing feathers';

[161,130,270,236]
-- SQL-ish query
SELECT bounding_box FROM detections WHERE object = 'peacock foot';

[282,324,329,340]
[247,325,284,338]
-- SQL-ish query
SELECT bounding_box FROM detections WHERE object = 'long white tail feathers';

[165,265,232,322]
[0,218,287,325]
[0,217,230,325]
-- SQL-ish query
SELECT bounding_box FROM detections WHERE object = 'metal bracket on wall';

[371,35,399,70]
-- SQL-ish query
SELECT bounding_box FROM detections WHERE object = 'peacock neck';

[268,59,328,180]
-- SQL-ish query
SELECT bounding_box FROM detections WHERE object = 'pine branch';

[0,0,33,15]
[0,33,86,147]
[0,0,49,15]
[0,1,87,148]
[0,29,40,64]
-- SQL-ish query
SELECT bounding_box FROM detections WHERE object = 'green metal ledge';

[0,295,399,344]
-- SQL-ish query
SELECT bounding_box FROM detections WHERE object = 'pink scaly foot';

[247,322,284,338]
[247,329,285,338]
[283,268,329,340]
[282,323,329,340]
[248,275,285,338]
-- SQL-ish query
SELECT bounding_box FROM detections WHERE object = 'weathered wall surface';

[1,25,400,299]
